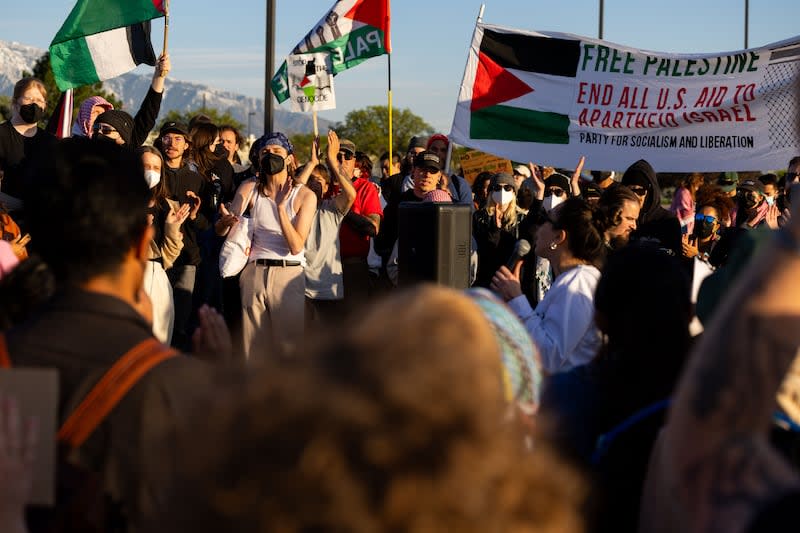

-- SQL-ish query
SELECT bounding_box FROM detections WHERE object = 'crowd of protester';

[1,65,800,533]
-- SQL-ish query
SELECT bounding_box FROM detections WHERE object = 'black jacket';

[164,165,210,266]
[621,159,681,256]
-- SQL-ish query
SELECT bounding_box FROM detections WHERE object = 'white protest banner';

[450,23,800,172]
[287,52,337,113]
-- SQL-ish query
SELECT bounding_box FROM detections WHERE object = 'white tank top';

[249,184,306,265]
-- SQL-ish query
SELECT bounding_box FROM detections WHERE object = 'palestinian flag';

[461,25,581,146]
[50,0,165,91]
[272,0,390,103]
[45,88,74,138]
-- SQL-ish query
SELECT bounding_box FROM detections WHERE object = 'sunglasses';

[93,124,117,135]
[490,184,514,192]
[695,214,718,224]
[545,187,565,197]
[337,151,354,161]
[629,186,647,196]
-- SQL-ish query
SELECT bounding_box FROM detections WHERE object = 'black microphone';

[506,239,531,269]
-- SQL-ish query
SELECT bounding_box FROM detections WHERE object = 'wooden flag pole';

[162,0,170,54]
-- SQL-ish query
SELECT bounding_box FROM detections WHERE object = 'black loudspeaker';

[397,202,472,288]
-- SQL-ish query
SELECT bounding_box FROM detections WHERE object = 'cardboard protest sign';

[287,52,337,113]
[0,368,59,505]
[459,149,513,184]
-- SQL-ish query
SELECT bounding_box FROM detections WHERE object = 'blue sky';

[3,0,799,132]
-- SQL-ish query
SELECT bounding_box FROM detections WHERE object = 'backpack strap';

[57,338,178,450]
[0,333,10,369]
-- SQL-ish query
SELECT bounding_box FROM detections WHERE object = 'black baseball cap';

[160,121,189,137]
[413,151,441,171]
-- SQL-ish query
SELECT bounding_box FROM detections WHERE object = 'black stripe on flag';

[481,28,580,78]
[127,22,157,66]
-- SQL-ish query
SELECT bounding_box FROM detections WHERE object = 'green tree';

[0,95,11,122]
[334,105,433,157]
[289,132,316,163]
[157,108,244,133]
[24,53,123,124]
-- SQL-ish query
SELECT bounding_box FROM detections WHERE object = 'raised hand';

[571,156,586,197]
[528,162,545,199]
[185,191,201,220]
[192,304,233,361]
[326,129,340,164]
[166,203,191,226]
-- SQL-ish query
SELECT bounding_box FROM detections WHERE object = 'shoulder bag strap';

[57,338,178,450]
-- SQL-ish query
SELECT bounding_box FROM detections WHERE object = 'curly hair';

[695,184,734,223]
[155,286,585,533]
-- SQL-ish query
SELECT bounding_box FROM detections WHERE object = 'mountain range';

[0,39,332,135]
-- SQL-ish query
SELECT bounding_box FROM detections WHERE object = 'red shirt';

[339,177,383,258]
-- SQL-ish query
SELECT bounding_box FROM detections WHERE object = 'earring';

[549,242,558,250]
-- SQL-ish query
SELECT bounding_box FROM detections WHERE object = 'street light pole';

[744,0,749,48]
[248,111,256,138]
[264,0,276,135]
[599,0,604,39]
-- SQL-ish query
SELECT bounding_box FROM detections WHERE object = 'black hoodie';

[621,159,681,256]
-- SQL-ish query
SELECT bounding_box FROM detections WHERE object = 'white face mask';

[491,189,515,206]
[765,195,775,206]
[543,194,565,212]
[144,169,161,189]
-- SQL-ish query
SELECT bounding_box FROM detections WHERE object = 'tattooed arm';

[663,188,800,533]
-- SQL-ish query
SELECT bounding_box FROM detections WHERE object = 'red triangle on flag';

[300,76,312,87]
[471,51,533,112]
[344,0,391,52]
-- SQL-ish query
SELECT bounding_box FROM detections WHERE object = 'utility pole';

[599,0,604,39]
[744,0,749,48]
[264,0,276,135]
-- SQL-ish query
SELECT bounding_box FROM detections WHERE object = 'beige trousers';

[239,262,305,360]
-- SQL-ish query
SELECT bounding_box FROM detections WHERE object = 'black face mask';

[214,143,228,158]
[19,103,44,124]
[92,132,118,145]
[260,153,286,175]
[696,221,716,240]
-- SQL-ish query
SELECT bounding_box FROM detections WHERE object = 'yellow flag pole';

[388,53,393,159]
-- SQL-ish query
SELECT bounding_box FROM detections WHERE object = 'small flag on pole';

[49,0,166,91]
[272,0,390,104]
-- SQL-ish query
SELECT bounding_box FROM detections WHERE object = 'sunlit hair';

[12,77,47,103]
[155,286,585,533]
[597,184,640,231]
[188,122,221,181]
[139,146,169,206]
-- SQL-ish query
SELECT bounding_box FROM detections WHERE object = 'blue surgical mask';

[765,195,775,206]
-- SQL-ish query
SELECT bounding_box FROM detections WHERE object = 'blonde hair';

[485,191,523,229]
[13,77,47,103]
